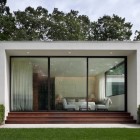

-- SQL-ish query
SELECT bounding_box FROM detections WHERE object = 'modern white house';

[0,41,140,124]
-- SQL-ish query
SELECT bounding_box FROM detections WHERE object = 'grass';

[0,128,140,140]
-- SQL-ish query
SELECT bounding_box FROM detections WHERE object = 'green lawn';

[0,128,140,140]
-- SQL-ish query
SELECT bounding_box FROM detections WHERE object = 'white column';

[127,51,137,120]
[137,50,140,117]
[0,49,5,105]
[0,48,10,119]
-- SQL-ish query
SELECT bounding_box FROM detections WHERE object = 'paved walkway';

[0,124,140,128]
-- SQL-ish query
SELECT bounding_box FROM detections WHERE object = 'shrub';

[0,104,4,124]
[137,105,140,124]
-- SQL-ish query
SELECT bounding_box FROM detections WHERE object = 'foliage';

[0,104,4,124]
[134,30,140,41]
[13,6,50,41]
[0,6,134,41]
[0,13,16,40]
[0,128,140,140]
[89,14,132,41]
[48,8,90,40]
[137,105,140,123]
[0,0,10,14]
[106,62,124,75]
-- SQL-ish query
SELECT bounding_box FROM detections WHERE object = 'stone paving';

[0,124,140,128]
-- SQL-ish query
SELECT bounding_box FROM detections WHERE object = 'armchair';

[96,98,112,111]
[62,98,77,111]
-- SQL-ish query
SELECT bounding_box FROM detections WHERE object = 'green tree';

[89,14,132,41]
[13,6,50,40]
[48,8,90,40]
[0,0,15,40]
[0,0,10,14]
[0,5,134,41]
[134,30,140,41]
[0,13,16,40]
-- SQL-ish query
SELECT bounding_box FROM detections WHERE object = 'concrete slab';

[0,124,140,128]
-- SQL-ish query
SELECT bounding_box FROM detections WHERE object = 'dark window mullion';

[87,58,88,111]
[48,57,50,111]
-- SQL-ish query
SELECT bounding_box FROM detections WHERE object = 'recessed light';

[68,51,71,54]
[110,51,113,54]
[27,51,30,54]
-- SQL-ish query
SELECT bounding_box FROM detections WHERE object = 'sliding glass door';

[50,58,87,111]
[11,58,48,111]
[11,57,126,112]
[88,58,126,111]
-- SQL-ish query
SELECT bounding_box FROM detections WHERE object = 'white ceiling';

[88,58,124,76]
[7,50,134,56]
[13,57,124,77]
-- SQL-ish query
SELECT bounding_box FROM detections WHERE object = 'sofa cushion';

[67,99,75,105]
[78,99,86,102]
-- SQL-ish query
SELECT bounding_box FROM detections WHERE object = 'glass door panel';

[50,58,87,111]
[88,58,125,111]
[11,57,48,111]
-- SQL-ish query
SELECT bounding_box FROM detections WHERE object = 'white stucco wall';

[0,49,10,119]
[0,48,5,105]
[127,51,137,119]
[0,41,140,120]
[5,53,10,117]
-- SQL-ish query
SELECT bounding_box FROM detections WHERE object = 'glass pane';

[88,58,125,111]
[11,58,48,111]
[50,58,87,111]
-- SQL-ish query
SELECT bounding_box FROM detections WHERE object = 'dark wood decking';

[5,112,136,124]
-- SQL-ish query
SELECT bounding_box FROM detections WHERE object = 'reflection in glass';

[11,57,126,112]
[88,58,125,111]
[50,58,87,111]
[11,58,48,111]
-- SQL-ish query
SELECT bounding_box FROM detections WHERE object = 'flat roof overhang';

[6,50,135,56]
[0,41,138,56]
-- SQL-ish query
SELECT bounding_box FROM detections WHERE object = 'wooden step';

[8,112,131,117]
[6,117,134,121]
[5,112,136,124]
[5,120,136,124]
[7,114,133,119]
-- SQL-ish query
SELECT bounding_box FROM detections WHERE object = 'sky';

[7,0,140,39]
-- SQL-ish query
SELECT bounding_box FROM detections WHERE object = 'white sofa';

[63,98,95,111]
[62,98,77,110]
[96,98,112,111]
[79,102,95,111]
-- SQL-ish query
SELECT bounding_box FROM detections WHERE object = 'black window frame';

[10,56,127,112]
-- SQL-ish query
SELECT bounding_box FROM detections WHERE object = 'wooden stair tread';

[5,112,136,124]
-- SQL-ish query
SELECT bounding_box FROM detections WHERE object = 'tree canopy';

[0,0,10,14]
[89,15,132,41]
[134,30,140,41]
[0,6,137,41]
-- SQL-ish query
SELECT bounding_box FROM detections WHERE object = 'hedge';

[0,104,4,124]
